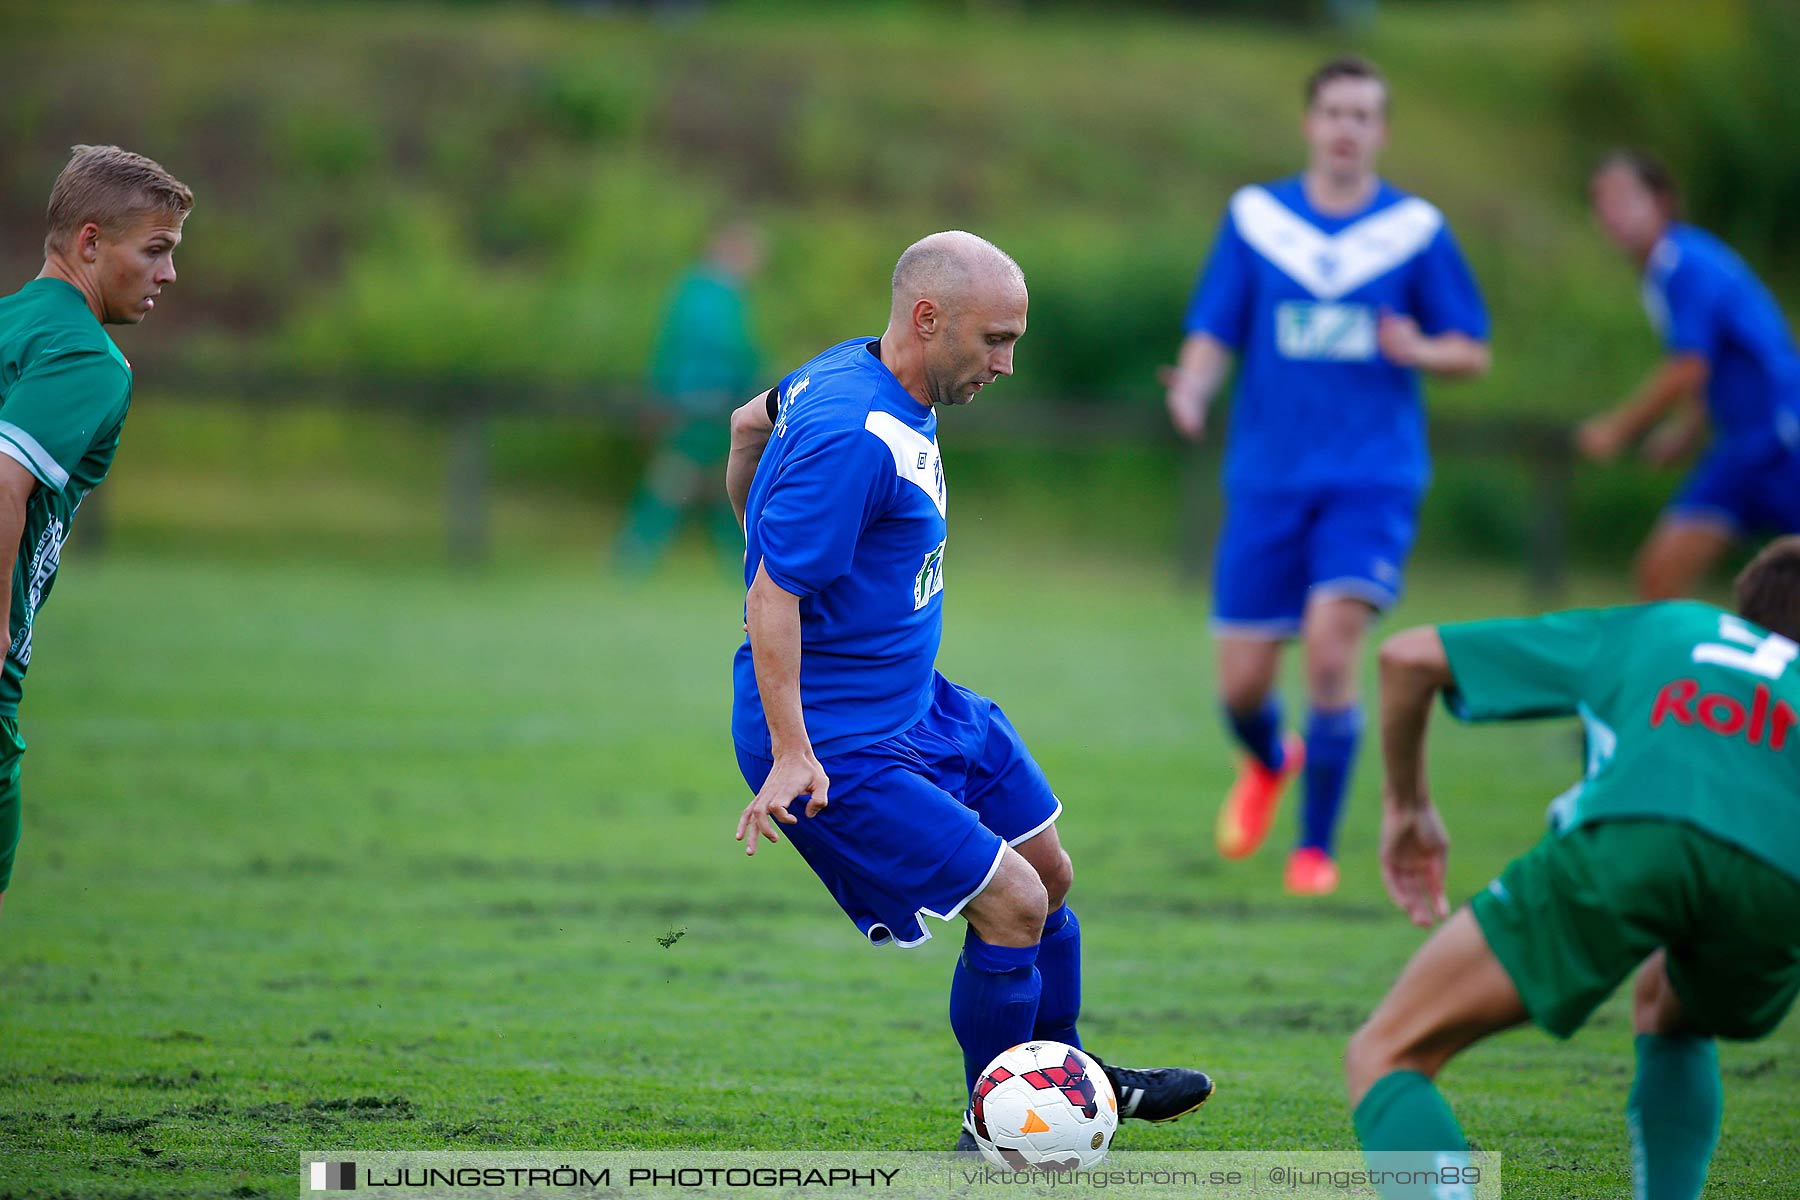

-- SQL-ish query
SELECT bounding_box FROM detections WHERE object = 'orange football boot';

[1214,732,1304,860]
[1284,846,1341,896]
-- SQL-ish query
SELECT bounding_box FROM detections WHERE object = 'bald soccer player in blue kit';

[727,231,1215,1147]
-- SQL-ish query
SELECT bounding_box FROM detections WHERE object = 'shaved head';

[880,231,1027,409]
[890,230,1025,321]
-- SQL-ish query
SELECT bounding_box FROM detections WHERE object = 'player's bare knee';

[1219,666,1269,714]
[1037,849,1073,912]
[1010,873,1050,939]
[968,852,1049,947]
[1221,665,1279,715]
[1218,640,1280,713]
[979,899,1046,948]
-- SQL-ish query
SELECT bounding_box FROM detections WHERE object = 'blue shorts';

[1212,485,1421,637]
[1667,439,1800,537]
[735,672,1062,949]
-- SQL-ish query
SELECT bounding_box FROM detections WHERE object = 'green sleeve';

[1439,607,1637,722]
[0,348,130,494]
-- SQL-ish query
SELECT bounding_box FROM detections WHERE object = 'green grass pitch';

[2,548,1795,1198]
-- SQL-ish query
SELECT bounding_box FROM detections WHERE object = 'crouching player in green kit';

[1346,536,1800,1200]
[0,146,193,918]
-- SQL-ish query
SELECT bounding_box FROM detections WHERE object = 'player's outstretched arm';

[1376,625,1455,928]
[1575,353,1709,463]
[726,388,777,533]
[1160,333,1233,442]
[737,559,829,856]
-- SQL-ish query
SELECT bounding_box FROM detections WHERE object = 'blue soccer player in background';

[1577,150,1800,599]
[727,231,1214,1146]
[1163,56,1490,895]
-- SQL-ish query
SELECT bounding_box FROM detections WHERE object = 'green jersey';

[648,266,758,415]
[0,278,133,715]
[1441,600,1800,884]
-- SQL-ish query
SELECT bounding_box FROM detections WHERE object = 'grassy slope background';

[7,0,1793,564]
[5,0,1665,409]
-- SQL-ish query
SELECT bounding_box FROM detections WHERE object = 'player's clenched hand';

[1376,311,1426,367]
[1641,419,1695,468]
[1574,414,1628,463]
[1379,797,1450,929]
[1158,366,1208,442]
[735,752,829,856]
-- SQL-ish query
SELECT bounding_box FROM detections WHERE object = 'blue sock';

[1031,906,1081,1049]
[950,931,1042,1095]
[1225,696,1285,771]
[1299,706,1360,854]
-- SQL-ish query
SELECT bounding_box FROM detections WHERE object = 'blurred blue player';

[728,231,1214,1145]
[1163,56,1490,895]
[1577,150,1800,599]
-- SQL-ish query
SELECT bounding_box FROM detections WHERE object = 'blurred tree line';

[1,0,1793,565]
[1560,0,1800,278]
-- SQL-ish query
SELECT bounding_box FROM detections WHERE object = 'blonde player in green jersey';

[0,146,193,919]
[1343,536,1800,1200]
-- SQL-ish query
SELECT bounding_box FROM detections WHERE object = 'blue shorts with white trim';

[1667,438,1800,538]
[735,672,1061,948]
[1212,485,1422,636]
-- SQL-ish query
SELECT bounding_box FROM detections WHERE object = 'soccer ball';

[966,1041,1117,1172]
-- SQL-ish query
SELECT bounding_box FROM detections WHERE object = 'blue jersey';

[1643,224,1800,454]
[1184,177,1489,493]
[733,338,948,758]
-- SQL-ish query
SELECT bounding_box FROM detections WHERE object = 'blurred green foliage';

[1558,0,1800,278]
[3,0,1791,563]
[4,0,1711,404]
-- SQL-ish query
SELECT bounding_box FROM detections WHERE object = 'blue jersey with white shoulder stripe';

[1185,176,1488,493]
[1643,224,1800,455]
[733,337,949,758]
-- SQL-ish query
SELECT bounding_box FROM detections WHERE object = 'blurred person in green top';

[0,145,193,918]
[613,220,764,575]
[1344,536,1800,1200]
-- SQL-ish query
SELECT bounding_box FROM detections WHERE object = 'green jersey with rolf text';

[1440,600,1800,884]
[0,277,133,715]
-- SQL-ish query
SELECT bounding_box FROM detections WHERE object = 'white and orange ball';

[966,1041,1117,1172]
